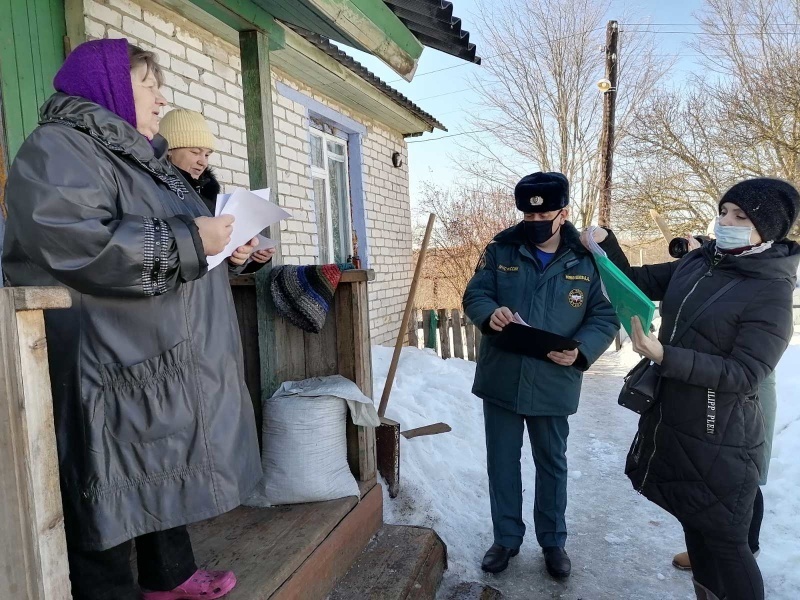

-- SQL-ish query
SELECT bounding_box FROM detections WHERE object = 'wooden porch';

[1,271,446,600]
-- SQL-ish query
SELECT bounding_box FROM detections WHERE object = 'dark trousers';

[748,487,764,553]
[684,524,764,600]
[68,526,197,600]
[483,400,569,550]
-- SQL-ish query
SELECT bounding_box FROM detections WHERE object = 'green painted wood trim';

[0,0,65,158]
[185,0,285,48]
[240,29,284,403]
[304,0,422,79]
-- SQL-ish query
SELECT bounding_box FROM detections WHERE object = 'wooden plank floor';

[186,480,377,599]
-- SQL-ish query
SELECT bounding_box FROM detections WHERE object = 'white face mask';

[714,217,754,250]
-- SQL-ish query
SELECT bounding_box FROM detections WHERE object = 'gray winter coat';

[2,94,261,551]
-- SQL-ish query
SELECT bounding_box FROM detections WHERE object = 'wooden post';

[598,20,619,228]
[437,309,451,359]
[465,319,476,362]
[451,310,465,359]
[335,278,376,482]
[422,310,432,349]
[240,29,289,402]
[407,309,419,348]
[0,287,71,600]
[378,213,435,418]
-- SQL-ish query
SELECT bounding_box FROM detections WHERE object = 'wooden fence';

[407,308,482,361]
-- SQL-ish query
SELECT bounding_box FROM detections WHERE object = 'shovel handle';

[378,213,436,417]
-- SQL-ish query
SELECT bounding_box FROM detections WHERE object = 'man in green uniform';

[463,172,619,578]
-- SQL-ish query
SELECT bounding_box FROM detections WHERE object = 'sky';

[342,0,708,214]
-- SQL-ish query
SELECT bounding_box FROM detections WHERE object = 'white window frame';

[310,127,353,264]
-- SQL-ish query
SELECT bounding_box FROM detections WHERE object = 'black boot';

[543,546,571,579]
[481,543,519,573]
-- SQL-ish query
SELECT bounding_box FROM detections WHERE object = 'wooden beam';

[240,29,288,426]
[302,0,422,80]
[335,281,377,482]
[11,287,71,311]
[0,288,70,599]
[64,0,86,52]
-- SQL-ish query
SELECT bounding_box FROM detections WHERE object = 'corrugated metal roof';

[290,26,447,133]
[383,0,481,65]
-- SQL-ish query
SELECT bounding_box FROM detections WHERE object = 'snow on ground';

[373,337,800,600]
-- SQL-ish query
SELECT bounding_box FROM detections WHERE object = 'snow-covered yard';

[373,337,800,599]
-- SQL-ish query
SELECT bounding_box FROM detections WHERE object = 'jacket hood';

[492,221,588,257]
[39,93,171,174]
[704,239,800,282]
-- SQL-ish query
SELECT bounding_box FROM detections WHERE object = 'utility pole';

[598,20,619,228]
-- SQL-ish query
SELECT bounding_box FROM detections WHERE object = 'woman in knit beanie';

[582,177,800,600]
[3,39,261,600]
[160,109,274,270]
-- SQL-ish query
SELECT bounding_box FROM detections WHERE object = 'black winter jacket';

[173,166,266,275]
[600,231,799,540]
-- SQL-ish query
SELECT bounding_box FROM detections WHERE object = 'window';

[310,129,352,263]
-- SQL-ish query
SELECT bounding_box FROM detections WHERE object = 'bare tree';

[416,181,518,303]
[617,0,800,238]
[456,0,670,228]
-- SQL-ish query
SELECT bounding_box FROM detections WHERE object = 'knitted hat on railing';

[270,264,354,333]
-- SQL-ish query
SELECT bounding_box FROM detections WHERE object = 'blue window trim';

[276,82,370,268]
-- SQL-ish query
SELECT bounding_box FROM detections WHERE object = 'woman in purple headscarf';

[2,39,261,600]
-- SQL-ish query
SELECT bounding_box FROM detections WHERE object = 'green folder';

[593,253,656,336]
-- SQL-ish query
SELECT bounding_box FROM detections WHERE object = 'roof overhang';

[272,24,445,135]
[156,0,445,134]
[184,0,423,80]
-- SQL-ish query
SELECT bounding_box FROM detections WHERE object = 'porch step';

[328,525,447,600]
[184,479,382,599]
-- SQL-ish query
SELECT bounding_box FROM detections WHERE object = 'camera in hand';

[669,235,712,259]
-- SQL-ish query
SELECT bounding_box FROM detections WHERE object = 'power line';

[388,22,800,83]
[620,22,800,26]
[407,123,508,144]
[622,29,800,36]
[386,26,605,83]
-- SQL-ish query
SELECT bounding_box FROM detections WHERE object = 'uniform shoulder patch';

[476,247,489,271]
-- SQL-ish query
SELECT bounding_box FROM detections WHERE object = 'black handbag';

[617,277,744,414]
[618,357,661,414]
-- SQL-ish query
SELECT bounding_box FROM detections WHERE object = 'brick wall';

[82,0,413,346]
[85,0,249,192]
[270,76,412,345]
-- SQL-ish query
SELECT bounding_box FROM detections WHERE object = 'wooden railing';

[1,287,71,600]
[230,269,377,483]
[407,308,482,361]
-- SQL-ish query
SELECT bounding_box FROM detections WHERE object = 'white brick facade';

[82,0,414,346]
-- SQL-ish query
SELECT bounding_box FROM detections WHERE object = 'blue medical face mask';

[714,217,754,250]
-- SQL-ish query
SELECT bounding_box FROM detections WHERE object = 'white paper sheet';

[214,193,231,216]
[255,234,278,250]
[513,312,531,327]
[207,188,291,269]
